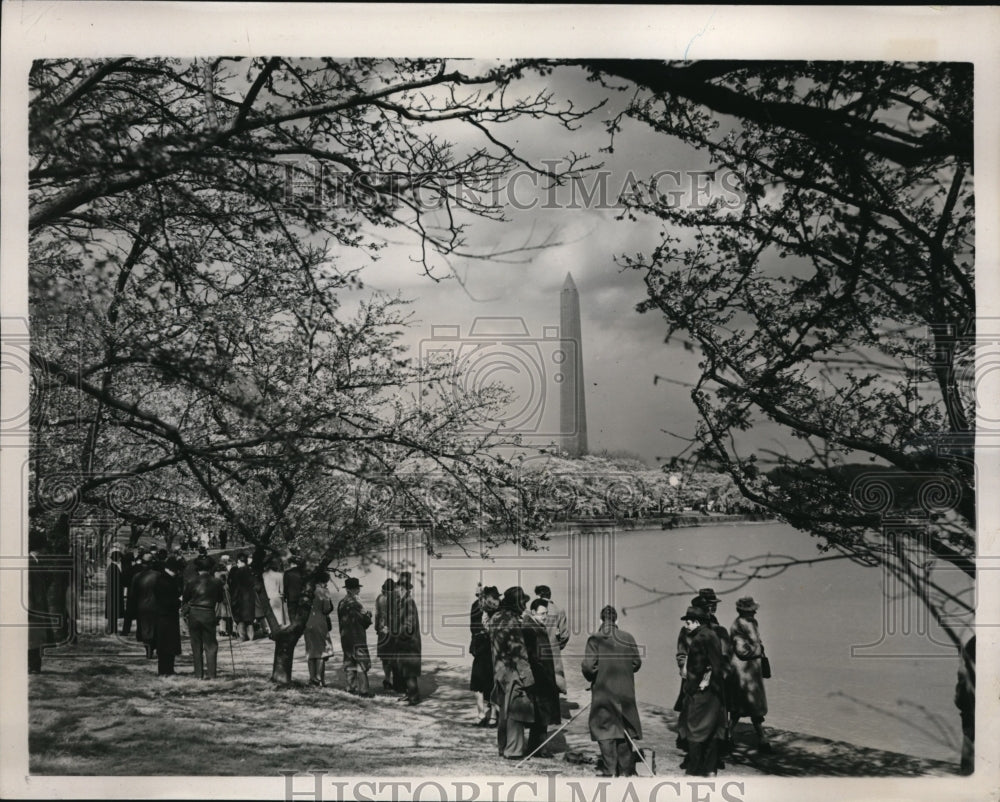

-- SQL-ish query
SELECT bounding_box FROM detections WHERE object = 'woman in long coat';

[681,607,726,776]
[470,585,500,726]
[388,572,422,704]
[374,578,396,690]
[729,596,769,750]
[227,554,257,641]
[262,557,287,626]
[581,605,642,777]
[304,572,335,687]
[489,587,535,759]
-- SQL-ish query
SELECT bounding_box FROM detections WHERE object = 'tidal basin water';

[355,521,971,764]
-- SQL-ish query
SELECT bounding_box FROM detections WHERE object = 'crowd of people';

[29,536,978,778]
[673,588,770,776]
[95,542,425,701]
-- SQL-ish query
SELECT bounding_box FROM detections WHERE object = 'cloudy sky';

[327,63,769,466]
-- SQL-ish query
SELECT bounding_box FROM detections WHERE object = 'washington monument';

[559,272,588,457]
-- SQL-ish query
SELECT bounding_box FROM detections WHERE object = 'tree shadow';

[725,722,960,777]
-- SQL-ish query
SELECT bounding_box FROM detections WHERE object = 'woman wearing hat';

[470,585,501,726]
[679,606,726,775]
[388,572,422,704]
[374,578,397,690]
[729,597,770,751]
[305,571,335,687]
[338,577,374,696]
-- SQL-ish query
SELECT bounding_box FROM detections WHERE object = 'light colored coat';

[730,614,768,719]
[544,600,570,692]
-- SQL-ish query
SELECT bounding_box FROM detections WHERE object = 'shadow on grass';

[725,722,960,777]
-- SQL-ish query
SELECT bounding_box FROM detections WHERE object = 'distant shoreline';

[552,512,779,535]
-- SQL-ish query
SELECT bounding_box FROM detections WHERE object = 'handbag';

[761,652,772,679]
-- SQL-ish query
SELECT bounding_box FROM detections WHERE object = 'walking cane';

[515,701,591,769]
[624,729,656,776]
[223,584,250,678]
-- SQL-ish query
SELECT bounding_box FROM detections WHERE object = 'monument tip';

[562,272,577,290]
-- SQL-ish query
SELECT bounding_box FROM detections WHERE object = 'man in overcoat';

[27,534,71,674]
[153,556,184,676]
[534,585,569,693]
[581,605,642,777]
[524,598,561,754]
[338,577,374,696]
[183,556,225,679]
[283,554,307,620]
[388,571,422,704]
[127,552,160,659]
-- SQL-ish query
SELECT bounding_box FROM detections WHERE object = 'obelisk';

[560,272,588,457]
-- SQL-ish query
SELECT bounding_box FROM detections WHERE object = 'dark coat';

[183,572,224,610]
[227,565,257,623]
[105,561,125,621]
[375,591,393,660]
[684,623,726,742]
[337,592,372,665]
[28,553,70,650]
[129,566,160,644]
[387,590,421,678]
[182,559,199,592]
[153,571,182,656]
[469,598,496,693]
[283,566,306,618]
[488,607,535,723]
[581,623,642,741]
[524,617,561,726]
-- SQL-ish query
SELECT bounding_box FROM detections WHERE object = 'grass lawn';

[27,584,963,778]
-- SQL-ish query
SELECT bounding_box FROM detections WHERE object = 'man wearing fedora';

[388,571,422,704]
[338,576,374,697]
[182,555,225,679]
[729,596,770,751]
[533,585,569,693]
[679,605,726,776]
[581,605,643,777]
